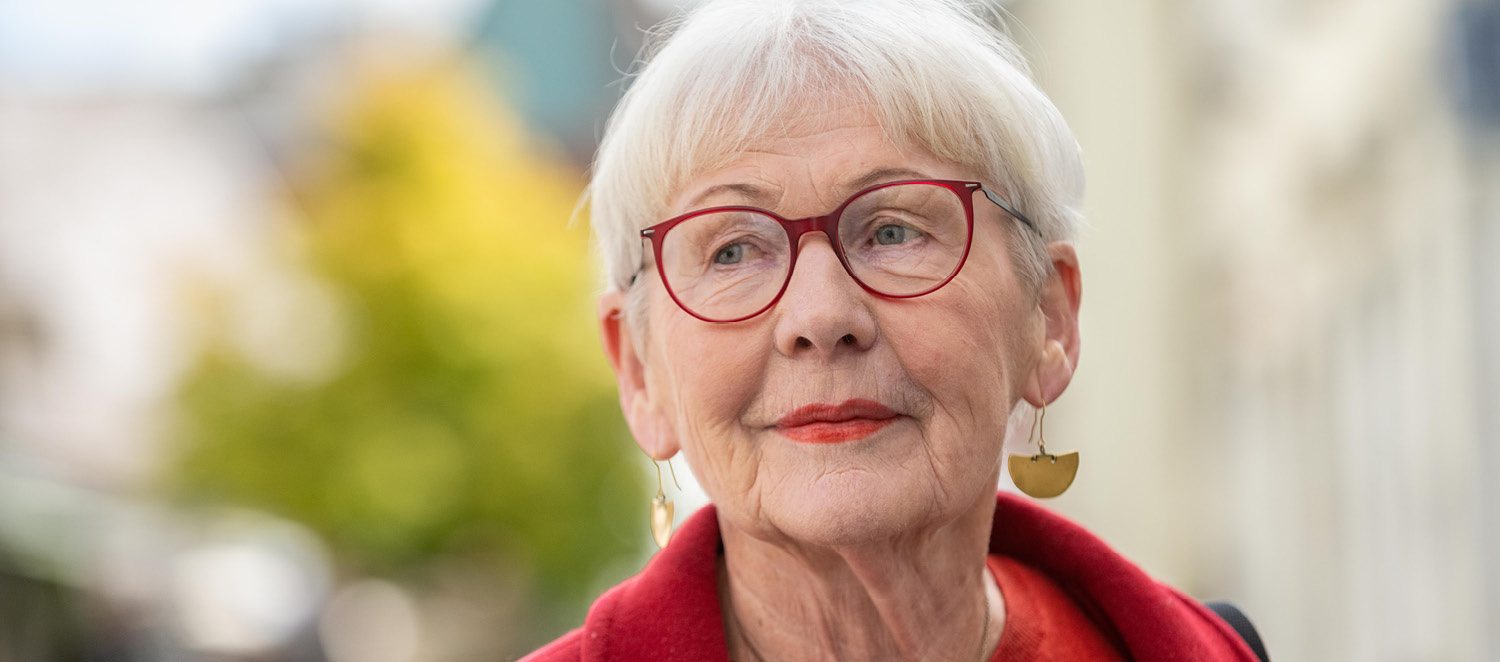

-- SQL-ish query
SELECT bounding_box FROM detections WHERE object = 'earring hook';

[644,448,682,495]
[1031,399,1048,456]
[1029,369,1049,457]
[1028,367,1053,457]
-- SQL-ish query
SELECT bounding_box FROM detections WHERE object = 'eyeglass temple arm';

[627,230,658,287]
[978,185,1043,238]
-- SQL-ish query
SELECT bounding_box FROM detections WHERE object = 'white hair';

[587,0,1084,334]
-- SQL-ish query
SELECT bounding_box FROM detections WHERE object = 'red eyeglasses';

[638,179,1037,323]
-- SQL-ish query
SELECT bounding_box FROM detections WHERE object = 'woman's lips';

[774,399,900,444]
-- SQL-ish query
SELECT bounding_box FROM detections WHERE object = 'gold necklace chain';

[976,582,992,661]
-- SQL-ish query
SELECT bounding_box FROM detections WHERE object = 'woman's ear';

[1025,242,1082,406]
[598,291,679,460]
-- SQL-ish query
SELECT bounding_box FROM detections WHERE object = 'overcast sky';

[0,0,486,94]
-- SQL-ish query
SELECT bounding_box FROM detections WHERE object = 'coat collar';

[580,492,1258,662]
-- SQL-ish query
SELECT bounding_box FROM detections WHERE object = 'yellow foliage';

[170,56,643,627]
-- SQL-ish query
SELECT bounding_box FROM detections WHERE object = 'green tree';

[168,59,644,646]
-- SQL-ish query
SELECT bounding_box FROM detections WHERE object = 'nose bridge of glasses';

[782,211,840,247]
[783,212,853,279]
[779,210,863,300]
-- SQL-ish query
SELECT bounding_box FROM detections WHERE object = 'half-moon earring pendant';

[1006,400,1079,499]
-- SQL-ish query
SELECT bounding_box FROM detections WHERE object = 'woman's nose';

[772,234,878,357]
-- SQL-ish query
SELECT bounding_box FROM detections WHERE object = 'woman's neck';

[716,495,1004,662]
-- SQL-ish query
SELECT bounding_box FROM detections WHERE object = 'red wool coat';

[522,492,1260,661]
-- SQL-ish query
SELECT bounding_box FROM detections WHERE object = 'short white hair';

[588,0,1085,324]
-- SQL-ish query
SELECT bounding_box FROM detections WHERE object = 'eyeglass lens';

[658,182,969,321]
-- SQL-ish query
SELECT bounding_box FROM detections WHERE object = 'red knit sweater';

[522,492,1259,661]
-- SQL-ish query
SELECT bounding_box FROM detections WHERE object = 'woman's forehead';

[672,164,945,214]
[665,102,954,213]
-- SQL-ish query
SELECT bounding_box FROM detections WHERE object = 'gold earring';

[647,454,682,548]
[1006,399,1079,498]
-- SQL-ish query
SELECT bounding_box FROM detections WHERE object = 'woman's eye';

[713,243,747,264]
[874,224,917,245]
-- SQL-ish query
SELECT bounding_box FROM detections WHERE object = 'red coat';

[523,492,1260,661]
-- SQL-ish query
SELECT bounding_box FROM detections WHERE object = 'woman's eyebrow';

[685,182,778,209]
[839,167,932,197]
[684,166,931,211]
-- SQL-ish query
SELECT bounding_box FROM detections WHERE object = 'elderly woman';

[527,0,1264,660]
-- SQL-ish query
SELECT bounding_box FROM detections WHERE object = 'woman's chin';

[760,470,940,548]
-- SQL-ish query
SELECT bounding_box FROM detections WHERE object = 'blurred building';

[0,71,336,662]
[0,2,477,659]
[1014,0,1498,660]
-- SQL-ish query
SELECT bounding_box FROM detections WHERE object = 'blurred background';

[0,0,1495,660]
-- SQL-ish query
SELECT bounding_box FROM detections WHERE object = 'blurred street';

[0,0,1496,660]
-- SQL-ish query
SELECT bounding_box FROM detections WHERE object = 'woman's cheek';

[657,321,766,474]
[892,290,1020,434]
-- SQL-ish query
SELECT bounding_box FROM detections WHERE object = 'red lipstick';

[774,399,899,444]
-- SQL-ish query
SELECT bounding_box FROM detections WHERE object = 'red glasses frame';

[638,179,1038,323]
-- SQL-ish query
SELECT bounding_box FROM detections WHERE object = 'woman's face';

[602,100,1080,547]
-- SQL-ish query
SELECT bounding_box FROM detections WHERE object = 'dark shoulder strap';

[1203,600,1270,662]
